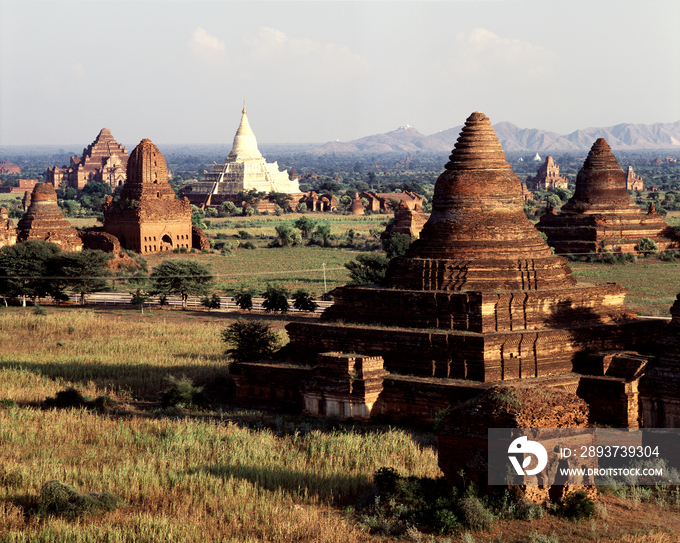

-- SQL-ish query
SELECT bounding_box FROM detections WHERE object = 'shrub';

[33,305,47,315]
[262,284,289,313]
[345,254,390,285]
[374,467,400,493]
[237,230,253,239]
[201,293,221,311]
[292,289,318,312]
[233,290,255,311]
[43,387,90,409]
[561,490,596,520]
[239,241,256,250]
[0,398,17,409]
[382,233,412,258]
[221,320,281,362]
[659,249,678,262]
[161,375,206,409]
[635,237,658,256]
[434,508,460,534]
[37,479,122,519]
[458,497,494,530]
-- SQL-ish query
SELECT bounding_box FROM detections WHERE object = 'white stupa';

[193,106,300,196]
[533,152,542,161]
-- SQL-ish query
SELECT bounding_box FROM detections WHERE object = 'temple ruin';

[231,112,665,428]
[525,156,570,191]
[381,202,427,240]
[626,166,644,191]
[0,207,17,248]
[536,139,675,255]
[16,183,82,251]
[99,138,204,254]
[45,128,129,190]
[184,106,300,208]
[0,159,21,174]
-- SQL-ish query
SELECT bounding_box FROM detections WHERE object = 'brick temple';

[525,156,570,191]
[46,128,129,190]
[231,112,665,427]
[0,207,17,248]
[97,138,208,254]
[15,183,82,251]
[536,139,675,255]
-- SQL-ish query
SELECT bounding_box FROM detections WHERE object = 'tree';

[272,225,300,247]
[344,254,390,285]
[293,216,317,239]
[233,290,256,311]
[0,241,63,306]
[382,233,412,258]
[149,260,214,310]
[312,224,332,247]
[292,289,318,312]
[221,320,281,362]
[130,288,150,312]
[635,237,658,257]
[201,293,221,311]
[267,191,293,210]
[262,284,289,313]
[238,189,266,213]
[54,250,112,305]
[296,202,307,213]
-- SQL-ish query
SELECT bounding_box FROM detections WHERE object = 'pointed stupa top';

[121,139,176,201]
[445,112,510,171]
[566,138,632,207]
[227,105,264,162]
[404,111,553,261]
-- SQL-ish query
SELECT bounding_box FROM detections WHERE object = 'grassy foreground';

[0,308,441,542]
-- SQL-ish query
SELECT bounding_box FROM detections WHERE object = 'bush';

[292,289,318,312]
[262,284,290,313]
[635,237,658,256]
[239,241,256,250]
[221,320,281,362]
[345,254,390,285]
[43,387,90,409]
[434,508,460,534]
[382,233,412,258]
[161,375,206,409]
[561,490,596,520]
[0,398,17,409]
[233,290,255,311]
[659,249,678,262]
[458,497,494,530]
[37,479,122,519]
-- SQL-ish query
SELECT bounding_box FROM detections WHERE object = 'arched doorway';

[161,234,173,252]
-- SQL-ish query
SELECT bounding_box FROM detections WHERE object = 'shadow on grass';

[195,463,371,506]
[0,359,230,399]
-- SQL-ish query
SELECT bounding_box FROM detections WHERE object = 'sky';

[1,0,679,146]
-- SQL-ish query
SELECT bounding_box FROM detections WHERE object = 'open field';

[570,260,680,316]
[1,308,680,542]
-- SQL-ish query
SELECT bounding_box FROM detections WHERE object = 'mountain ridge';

[309,121,680,154]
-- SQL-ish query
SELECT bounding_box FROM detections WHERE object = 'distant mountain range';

[309,121,680,154]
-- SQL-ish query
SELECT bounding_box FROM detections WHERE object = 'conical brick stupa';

[286,113,660,383]
[537,138,675,255]
[16,183,82,251]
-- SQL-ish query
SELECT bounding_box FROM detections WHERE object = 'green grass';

[570,260,680,316]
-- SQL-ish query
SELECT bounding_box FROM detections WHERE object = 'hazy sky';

[1,0,679,146]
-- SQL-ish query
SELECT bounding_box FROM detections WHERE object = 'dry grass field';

[1,307,680,542]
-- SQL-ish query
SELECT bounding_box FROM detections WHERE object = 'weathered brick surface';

[640,294,680,427]
[102,139,207,254]
[16,183,82,251]
[0,207,16,248]
[537,139,676,255]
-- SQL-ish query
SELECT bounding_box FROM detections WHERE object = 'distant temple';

[97,138,208,255]
[626,166,644,191]
[525,156,570,191]
[183,106,300,208]
[45,128,128,190]
[0,160,21,174]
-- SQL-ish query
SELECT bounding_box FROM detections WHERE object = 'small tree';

[56,250,112,305]
[345,254,390,285]
[293,216,317,239]
[272,225,300,247]
[201,293,221,311]
[312,224,332,247]
[296,202,307,213]
[262,284,289,313]
[382,233,412,258]
[150,260,214,310]
[221,320,281,362]
[233,290,256,311]
[292,289,318,312]
[635,237,658,257]
[130,288,150,312]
